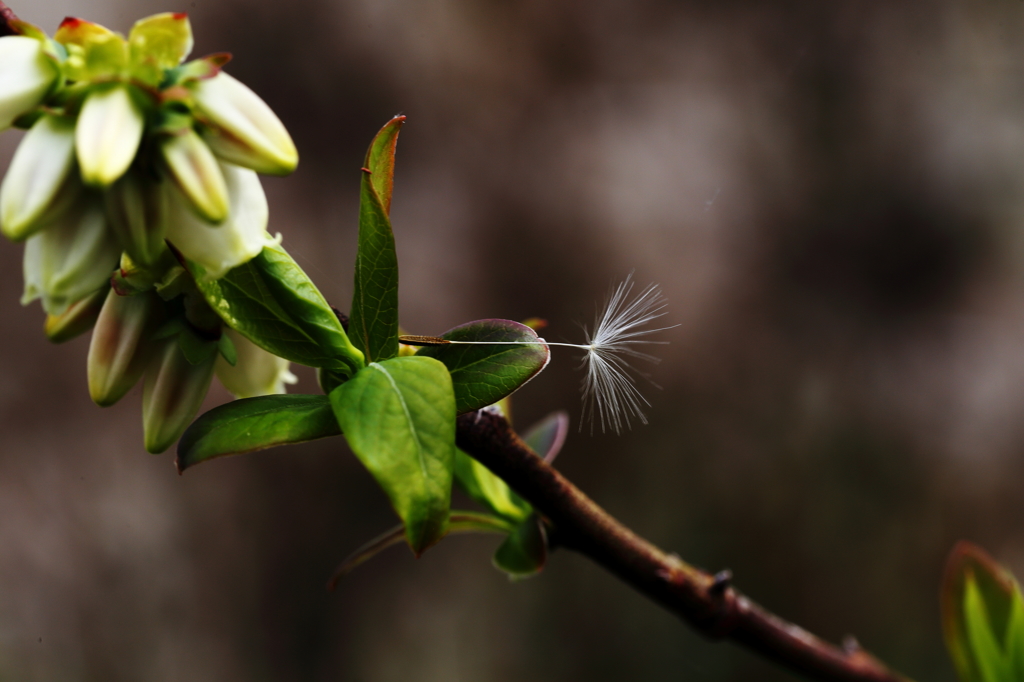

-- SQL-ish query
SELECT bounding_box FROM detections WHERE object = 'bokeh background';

[2,0,1024,679]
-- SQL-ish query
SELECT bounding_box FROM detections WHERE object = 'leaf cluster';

[178,117,554,572]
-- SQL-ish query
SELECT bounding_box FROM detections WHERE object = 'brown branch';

[0,1,17,36]
[456,410,915,682]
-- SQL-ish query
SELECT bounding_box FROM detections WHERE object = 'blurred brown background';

[3,0,1024,679]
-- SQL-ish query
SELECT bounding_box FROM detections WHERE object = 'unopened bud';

[0,35,59,131]
[192,71,298,176]
[160,128,229,224]
[105,168,170,267]
[215,327,297,398]
[45,285,107,343]
[165,161,272,279]
[21,200,120,315]
[142,338,216,454]
[87,288,162,406]
[76,85,145,187]
[1,114,80,241]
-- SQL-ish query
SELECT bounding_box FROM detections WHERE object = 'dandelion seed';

[575,272,676,434]
[402,272,677,435]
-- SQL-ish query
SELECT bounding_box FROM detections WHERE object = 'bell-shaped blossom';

[1,114,80,241]
[45,285,107,343]
[0,35,59,131]
[105,168,170,267]
[215,328,297,398]
[165,161,272,279]
[192,72,298,176]
[87,289,161,406]
[160,128,229,224]
[76,85,145,187]
[142,339,216,454]
[21,200,120,315]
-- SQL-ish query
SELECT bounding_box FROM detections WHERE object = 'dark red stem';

[0,1,17,36]
[456,410,915,682]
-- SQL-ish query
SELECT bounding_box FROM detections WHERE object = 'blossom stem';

[456,408,915,682]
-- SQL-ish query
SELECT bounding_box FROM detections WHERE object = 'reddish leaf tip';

[58,16,85,29]
[172,12,188,20]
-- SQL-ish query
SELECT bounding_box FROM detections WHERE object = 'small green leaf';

[330,356,455,555]
[349,117,404,364]
[217,331,237,366]
[964,576,1012,682]
[943,541,1024,682]
[1007,597,1024,680]
[128,12,193,75]
[176,394,340,472]
[189,243,364,376]
[493,514,547,579]
[177,326,217,365]
[415,319,550,414]
[455,448,531,523]
[327,510,512,589]
[365,115,404,215]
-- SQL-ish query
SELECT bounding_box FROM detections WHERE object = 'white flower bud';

[88,289,161,406]
[76,85,145,188]
[215,327,297,398]
[0,36,59,131]
[165,161,272,279]
[160,129,229,224]
[142,339,216,454]
[192,72,298,176]
[1,114,80,241]
[21,200,120,316]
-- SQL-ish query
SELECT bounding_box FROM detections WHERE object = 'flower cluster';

[0,13,298,453]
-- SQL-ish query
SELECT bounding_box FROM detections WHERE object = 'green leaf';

[330,356,455,555]
[176,394,341,472]
[415,319,550,414]
[493,514,547,579]
[454,448,531,523]
[366,115,404,215]
[128,12,193,85]
[177,326,218,365]
[964,576,1012,682]
[217,331,237,366]
[327,510,512,589]
[454,449,526,519]
[189,243,364,376]
[943,541,1024,682]
[349,117,404,364]
[1005,592,1024,680]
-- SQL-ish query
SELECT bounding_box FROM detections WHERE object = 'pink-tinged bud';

[0,36,59,132]
[87,289,162,406]
[1,114,80,241]
[76,85,145,188]
[192,72,298,176]
[215,327,297,398]
[160,129,229,224]
[21,200,120,315]
[142,339,216,454]
[105,168,170,267]
[45,285,107,343]
[165,161,271,279]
